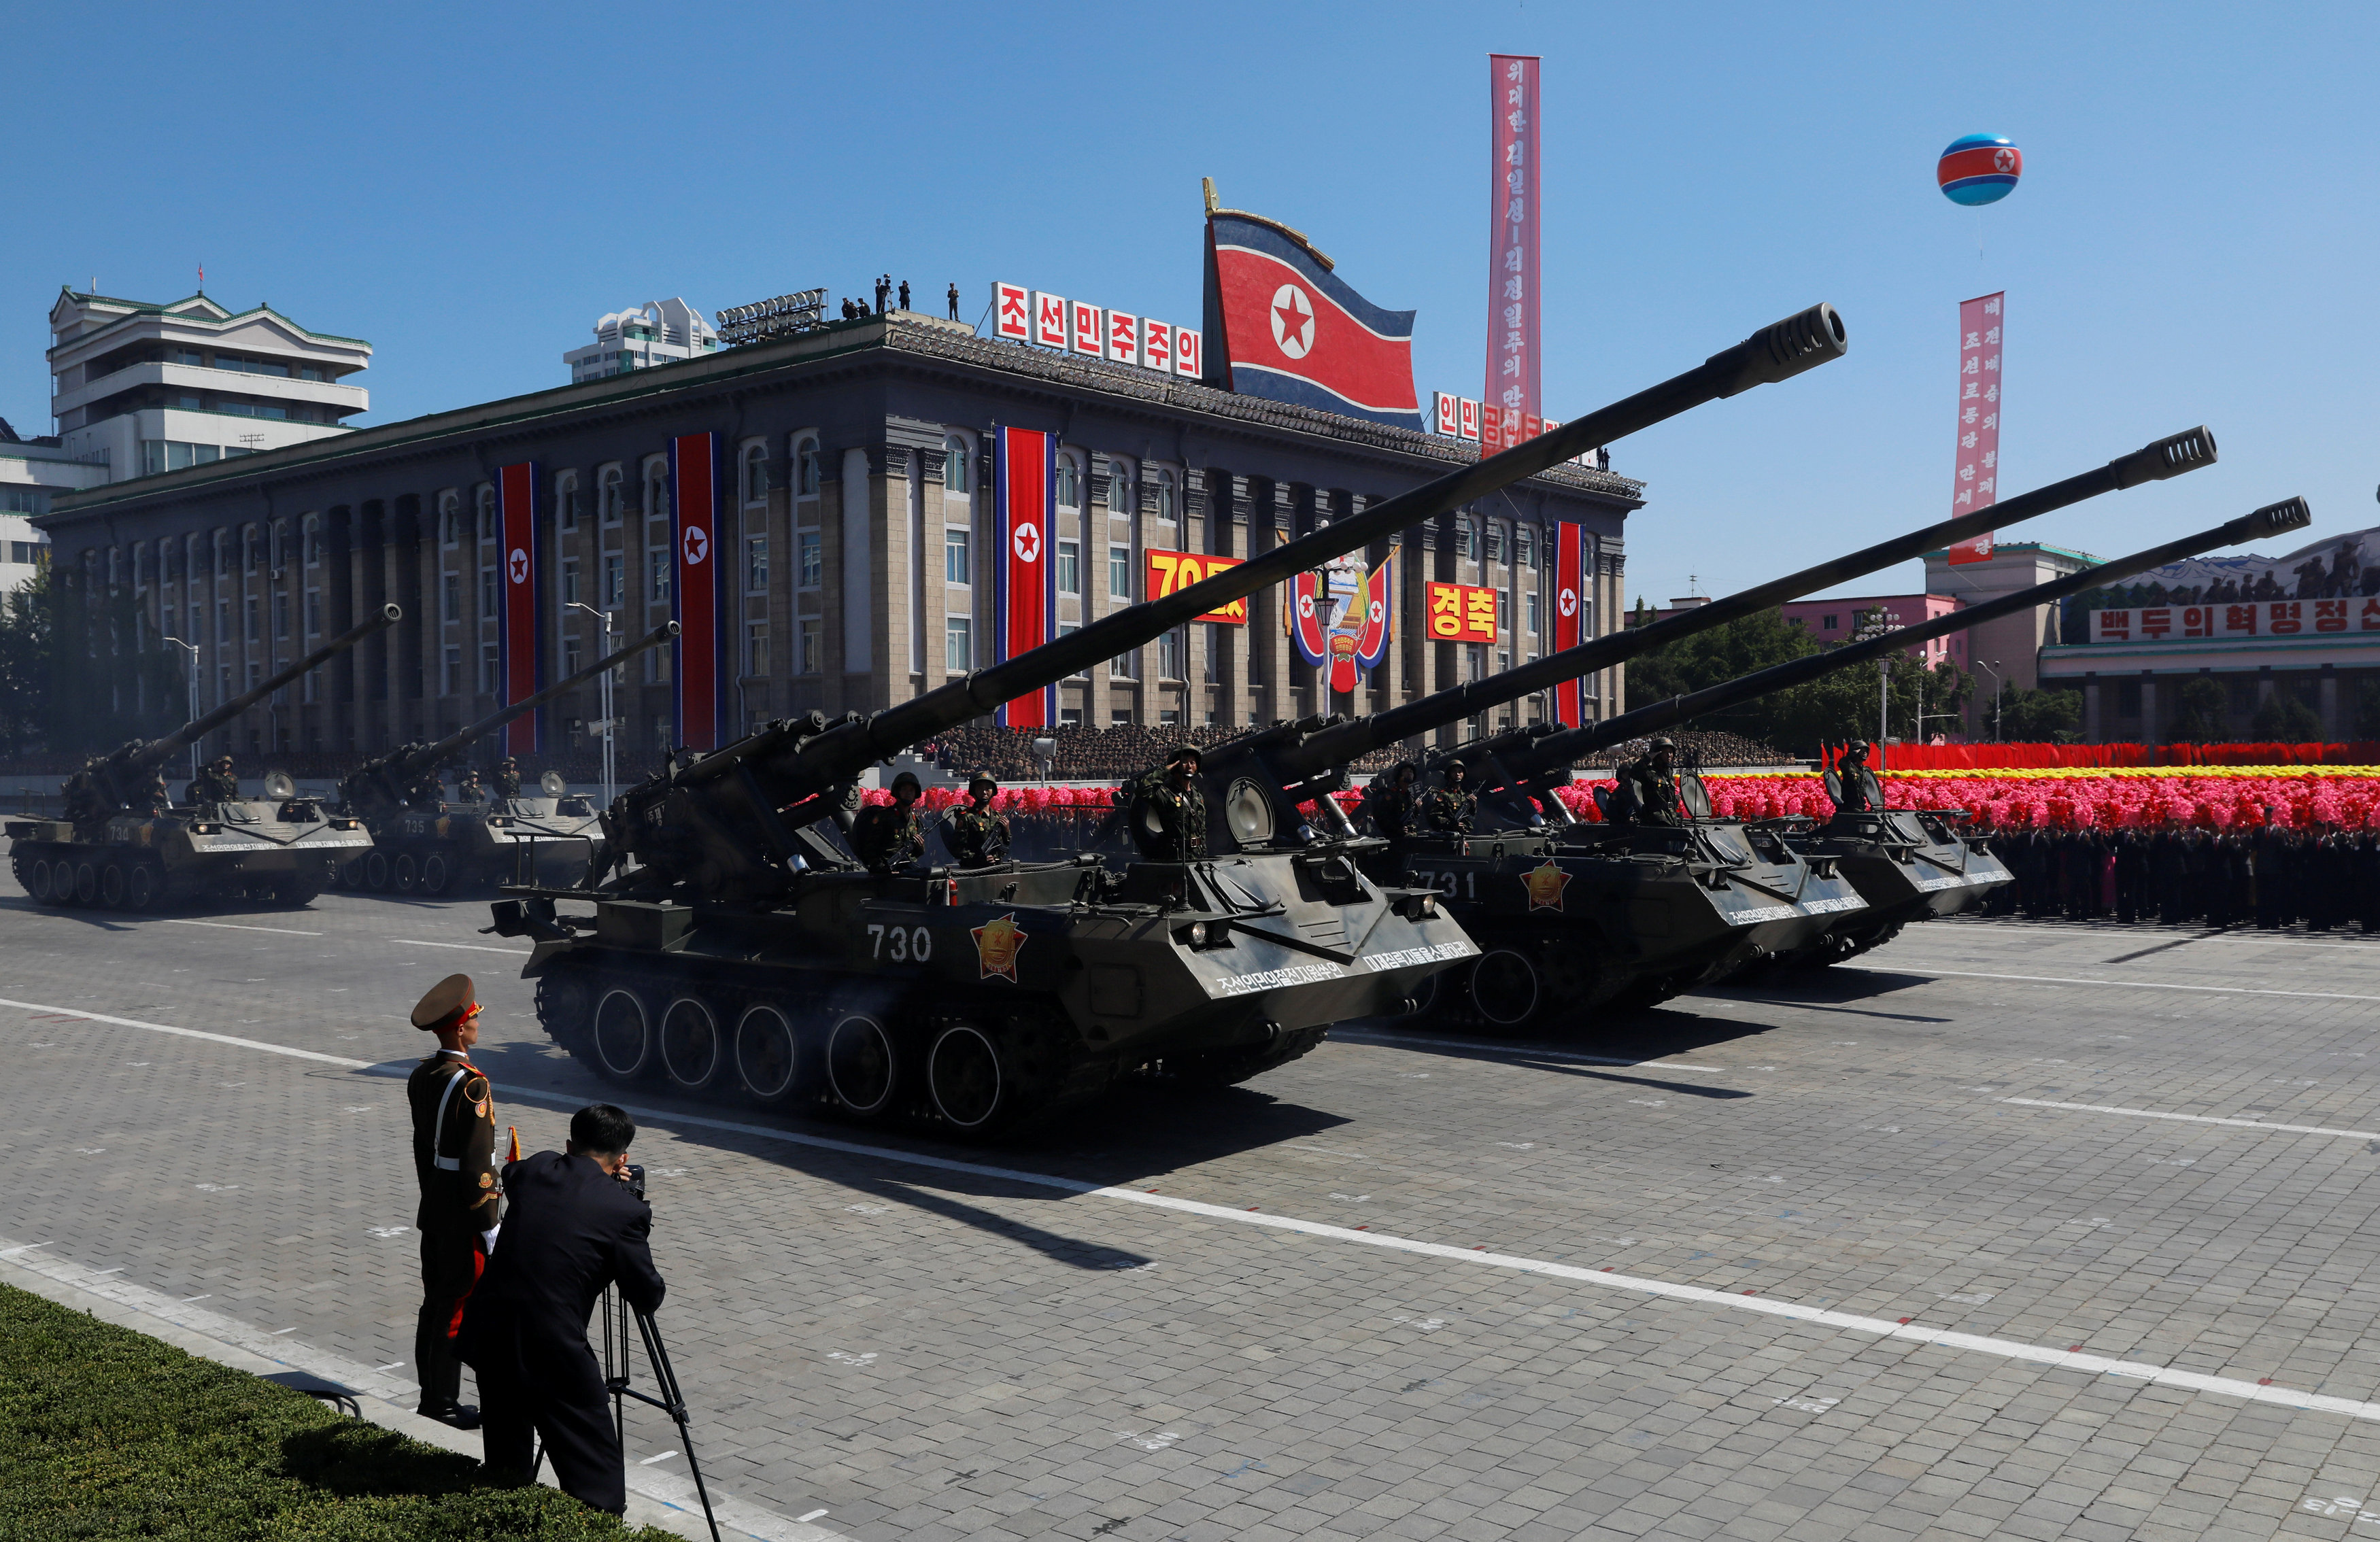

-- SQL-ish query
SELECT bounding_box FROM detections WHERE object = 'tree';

[0,568,180,759]
[1999,686,2084,742]
[2249,689,2324,742]
[2164,676,2228,744]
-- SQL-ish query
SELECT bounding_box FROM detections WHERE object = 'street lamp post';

[1977,659,2004,742]
[162,636,201,784]
[566,602,617,808]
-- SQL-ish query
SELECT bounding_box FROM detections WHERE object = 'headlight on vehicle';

[1187,921,1208,946]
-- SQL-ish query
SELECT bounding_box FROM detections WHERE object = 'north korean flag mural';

[993,426,1058,727]
[1288,551,1395,695]
[1550,521,1588,727]
[496,462,543,755]
[1203,192,1422,430]
[670,432,725,750]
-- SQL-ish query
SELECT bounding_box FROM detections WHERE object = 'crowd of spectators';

[1578,730,1798,768]
[1981,825,2380,931]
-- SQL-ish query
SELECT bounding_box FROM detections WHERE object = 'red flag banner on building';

[496,462,543,755]
[1948,292,2005,566]
[1550,520,1587,725]
[670,432,722,749]
[1484,54,1541,453]
[1202,180,1421,429]
[993,426,1057,727]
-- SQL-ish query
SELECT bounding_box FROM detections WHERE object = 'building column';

[1212,471,1253,728]
[2138,674,2158,746]
[2082,675,2101,742]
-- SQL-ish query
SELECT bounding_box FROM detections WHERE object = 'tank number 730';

[866,924,934,962]
[1412,870,1480,900]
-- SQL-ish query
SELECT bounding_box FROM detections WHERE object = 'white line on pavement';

[1331,1029,1727,1074]
[2002,1097,2380,1142]
[392,939,533,955]
[160,919,324,937]
[0,998,375,1069]
[22,991,2380,1425]
[1846,964,2380,1004]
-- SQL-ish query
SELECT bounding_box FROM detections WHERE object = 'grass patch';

[0,1282,677,1540]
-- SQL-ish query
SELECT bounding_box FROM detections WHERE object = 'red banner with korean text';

[1948,291,2005,566]
[2090,597,2380,643]
[670,432,721,750]
[496,462,542,755]
[1147,550,1247,623]
[993,427,1057,727]
[1426,581,1498,645]
[1550,521,1585,725]
[1485,54,1541,457]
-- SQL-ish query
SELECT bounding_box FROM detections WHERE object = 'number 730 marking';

[866,924,934,963]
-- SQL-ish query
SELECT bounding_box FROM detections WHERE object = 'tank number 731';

[1413,870,1479,900]
[866,924,934,962]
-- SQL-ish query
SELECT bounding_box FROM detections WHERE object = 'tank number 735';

[866,924,934,962]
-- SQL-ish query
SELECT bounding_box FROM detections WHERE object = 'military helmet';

[1166,744,1202,769]
[970,771,998,795]
[890,770,922,796]
[1648,736,1677,751]
[1392,760,1418,784]
[214,754,235,770]
[1844,739,1871,757]
[1443,759,1468,780]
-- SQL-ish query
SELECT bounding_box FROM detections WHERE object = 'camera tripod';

[531,1284,721,1542]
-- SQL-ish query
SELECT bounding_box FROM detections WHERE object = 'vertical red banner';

[1552,520,1584,726]
[670,432,721,749]
[1948,291,2005,565]
[496,462,541,755]
[1487,54,1541,434]
[993,427,1056,727]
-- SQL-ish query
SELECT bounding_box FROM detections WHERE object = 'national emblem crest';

[1523,859,1571,912]
[972,912,1027,982]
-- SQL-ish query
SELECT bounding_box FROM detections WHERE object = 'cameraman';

[458,1104,666,1514]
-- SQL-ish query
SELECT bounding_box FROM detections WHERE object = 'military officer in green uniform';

[1127,745,1208,860]
[1365,762,1422,842]
[185,755,239,806]
[1421,759,1477,835]
[851,770,926,872]
[143,772,173,815]
[453,766,485,805]
[492,757,523,802]
[1620,736,1688,826]
[407,973,502,1429]
[1833,740,1880,813]
[947,772,1011,869]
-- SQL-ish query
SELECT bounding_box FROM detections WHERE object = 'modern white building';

[46,288,369,483]
[0,417,101,594]
[564,299,718,384]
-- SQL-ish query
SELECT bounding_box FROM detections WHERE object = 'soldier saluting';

[1421,759,1477,835]
[850,770,925,873]
[1127,744,1207,860]
[947,772,1011,869]
[407,973,503,1429]
[492,757,523,802]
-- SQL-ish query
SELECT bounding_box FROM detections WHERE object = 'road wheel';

[421,854,452,895]
[98,862,127,909]
[1469,948,1544,1029]
[733,1004,804,1103]
[926,1024,1006,1132]
[392,853,419,893]
[73,861,99,906]
[337,857,365,889]
[591,987,654,1080]
[826,1011,900,1117]
[126,863,160,911]
[24,857,53,902]
[363,851,390,891]
[659,995,724,1090]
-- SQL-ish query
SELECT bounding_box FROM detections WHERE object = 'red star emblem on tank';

[1523,859,1570,911]
[972,912,1027,982]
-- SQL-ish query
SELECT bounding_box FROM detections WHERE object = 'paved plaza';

[5,870,2380,1542]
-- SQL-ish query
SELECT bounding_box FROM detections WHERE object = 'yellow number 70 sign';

[1145,551,1248,624]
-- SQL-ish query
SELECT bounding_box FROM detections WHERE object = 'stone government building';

[41,309,1640,764]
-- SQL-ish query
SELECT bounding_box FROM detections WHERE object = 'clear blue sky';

[8,2,2373,604]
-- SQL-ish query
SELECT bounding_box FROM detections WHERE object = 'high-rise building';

[564,299,717,384]
[46,288,370,483]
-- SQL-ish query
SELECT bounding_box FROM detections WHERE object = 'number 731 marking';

[866,924,933,963]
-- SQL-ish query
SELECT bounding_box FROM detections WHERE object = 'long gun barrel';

[1273,426,2217,785]
[670,303,1849,809]
[140,603,402,774]
[1528,497,2312,768]
[384,621,679,783]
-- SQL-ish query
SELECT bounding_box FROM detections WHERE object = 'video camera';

[624,1162,646,1201]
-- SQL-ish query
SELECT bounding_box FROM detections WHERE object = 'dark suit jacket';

[460,1150,664,1357]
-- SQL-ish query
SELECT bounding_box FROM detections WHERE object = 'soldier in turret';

[1365,762,1422,841]
[1620,736,1688,826]
[453,765,485,805]
[851,770,926,873]
[1128,745,1208,860]
[947,772,1011,869]
[186,755,239,806]
[1421,759,1477,835]
[143,772,173,815]
[492,757,523,802]
[1832,740,1879,813]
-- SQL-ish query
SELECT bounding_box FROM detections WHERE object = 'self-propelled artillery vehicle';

[486,303,1851,1133]
[5,604,401,910]
[1180,429,2220,1025]
[1561,494,2310,968]
[331,622,678,895]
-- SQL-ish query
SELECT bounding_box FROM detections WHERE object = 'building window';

[604,553,625,606]
[1516,524,1535,569]
[1527,592,1542,636]
[1158,627,1185,680]
[303,515,321,566]
[214,530,231,578]
[598,466,625,524]
[798,530,821,588]
[562,558,581,606]
[647,546,670,601]
[304,590,320,636]
[745,536,768,594]
[272,592,289,640]
[743,443,768,505]
[476,486,496,542]
[1107,467,1133,519]
[795,438,821,497]
[745,622,768,677]
[441,645,461,697]
[1057,538,1080,596]
[945,527,970,585]
[943,436,969,492]
[1108,544,1131,600]
[245,525,262,573]
[644,462,669,518]
[243,596,258,640]
[564,638,581,678]
[479,642,499,694]
[439,494,461,546]
[1455,517,1474,561]
[479,566,498,616]
[1110,647,1138,681]
[439,572,459,624]
[1204,623,1221,683]
[945,616,972,671]
[556,473,581,532]
[1497,587,1511,634]
[1486,521,1505,564]
[799,617,822,674]
[1822,614,1838,630]
[1151,468,1177,523]
[1055,457,1080,509]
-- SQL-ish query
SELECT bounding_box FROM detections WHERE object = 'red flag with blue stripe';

[1204,211,1421,429]
[993,426,1057,727]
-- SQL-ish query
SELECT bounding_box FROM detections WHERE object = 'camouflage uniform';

[851,800,925,872]
[1619,756,1688,826]
[492,763,523,800]
[1130,766,1207,861]
[186,763,239,805]
[1421,785,1476,835]
[948,805,1011,868]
